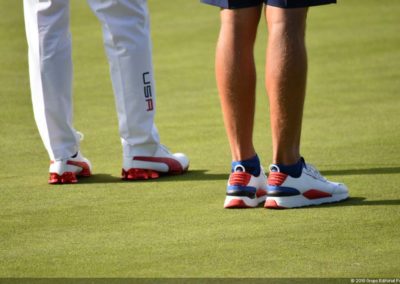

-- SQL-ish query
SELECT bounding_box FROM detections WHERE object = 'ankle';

[273,151,301,166]
[271,157,304,178]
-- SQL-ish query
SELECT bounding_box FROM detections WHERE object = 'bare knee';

[219,6,262,49]
[266,6,308,42]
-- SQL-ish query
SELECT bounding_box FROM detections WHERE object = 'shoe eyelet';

[269,165,280,172]
[233,165,245,172]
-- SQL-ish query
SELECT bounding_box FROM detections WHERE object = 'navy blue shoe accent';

[231,154,261,176]
[267,186,301,197]
[227,185,257,198]
[273,157,304,178]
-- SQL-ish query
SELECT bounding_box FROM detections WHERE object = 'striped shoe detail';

[268,171,288,186]
[227,172,256,198]
[229,171,252,186]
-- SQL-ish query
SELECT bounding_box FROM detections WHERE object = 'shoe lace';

[304,163,327,182]
[159,144,171,154]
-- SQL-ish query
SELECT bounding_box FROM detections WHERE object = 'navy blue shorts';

[201,0,336,9]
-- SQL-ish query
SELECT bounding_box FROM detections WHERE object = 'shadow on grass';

[78,166,400,184]
[78,169,228,184]
[320,166,400,176]
[308,197,400,208]
[234,197,400,210]
[77,175,400,208]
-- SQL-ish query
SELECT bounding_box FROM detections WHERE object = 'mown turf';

[0,0,399,278]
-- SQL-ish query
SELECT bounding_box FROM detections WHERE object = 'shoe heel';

[224,196,261,208]
[224,198,252,208]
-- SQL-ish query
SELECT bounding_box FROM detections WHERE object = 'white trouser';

[23,0,160,160]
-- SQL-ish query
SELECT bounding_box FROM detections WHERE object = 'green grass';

[1,0,399,278]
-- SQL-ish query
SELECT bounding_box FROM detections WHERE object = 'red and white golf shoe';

[48,152,92,184]
[224,165,268,208]
[265,162,348,209]
[122,145,189,180]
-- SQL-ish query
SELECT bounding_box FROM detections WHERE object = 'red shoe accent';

[133,157,184,174]
[264,199,286,209]
[122,168,160,180]
[78,167,91,177]
[303,189,332,200]
[229,172,252,186]
[67,160,91,177]
[224,199,252,209]
[256,188,267,198]
[268,172,288,186]
[48,172,78,184]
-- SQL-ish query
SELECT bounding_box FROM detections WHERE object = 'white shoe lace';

[159,144,172,154]
[304,163,327,182]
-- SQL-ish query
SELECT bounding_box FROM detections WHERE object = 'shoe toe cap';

[174,153,189,170]
[333,182,349,194]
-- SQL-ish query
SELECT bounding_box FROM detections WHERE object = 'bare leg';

[216,6,262,161]
[265,6,308,165]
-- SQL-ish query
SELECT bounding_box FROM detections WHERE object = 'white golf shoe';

[122,145,189,180]
[224,165,268,208]
[265,161,348,209]
[48,151,92,184]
